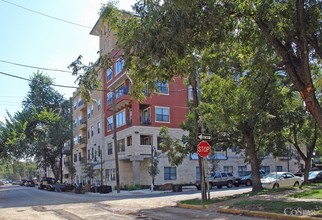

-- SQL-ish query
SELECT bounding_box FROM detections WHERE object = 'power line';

[0,59,72,73]
[0,71,78,89]
[0,70,189,93]
[0,0,92,29]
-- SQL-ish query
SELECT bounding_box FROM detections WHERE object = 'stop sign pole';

[197,141,211,202]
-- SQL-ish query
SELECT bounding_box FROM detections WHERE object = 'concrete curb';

[217,207,322,220]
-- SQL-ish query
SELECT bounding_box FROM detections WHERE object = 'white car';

[261,172,301,189]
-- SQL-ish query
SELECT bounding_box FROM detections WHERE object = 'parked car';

[11,180,21,185]
[301,171,322,184]
[24,180,36,187]
[195,171,240,190]
[240,170,266,186]
[260,172,301,189]
[38,177,55,190]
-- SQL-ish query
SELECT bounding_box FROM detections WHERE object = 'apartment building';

[61,14,299,188]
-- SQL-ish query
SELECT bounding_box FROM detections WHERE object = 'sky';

[0,0,136,123]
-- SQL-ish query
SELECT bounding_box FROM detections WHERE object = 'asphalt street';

[0,184,265,220]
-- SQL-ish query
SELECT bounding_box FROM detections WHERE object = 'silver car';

[261,172,301,189]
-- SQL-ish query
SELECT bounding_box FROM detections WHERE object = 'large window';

[97,122,101,134]
[261,166,270,174]
[224,166,233,173]
[107,143,113,155]
[117,139,125,152]
[116,110,126,127]
[106,68,112,81]
[105,168,116,181]
[106,92,113,105]
[97,99,101,111]
[115,58,124,75]
[238,166,247,177]
[156,81,169,94]
[155,107,170,122]
[164,167,177,180]
[107,117,113,131]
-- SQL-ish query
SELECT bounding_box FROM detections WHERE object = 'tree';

[147,146,159,189]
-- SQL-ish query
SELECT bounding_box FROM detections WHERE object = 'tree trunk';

[244,126,263,192]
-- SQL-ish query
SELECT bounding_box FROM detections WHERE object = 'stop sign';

[197,140,211,157]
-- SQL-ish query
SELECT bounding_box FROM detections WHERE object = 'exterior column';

[132,160,141,185]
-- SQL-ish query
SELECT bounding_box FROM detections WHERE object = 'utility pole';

[112,89,120,193]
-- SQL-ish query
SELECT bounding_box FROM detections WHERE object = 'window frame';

[155,106,170,123]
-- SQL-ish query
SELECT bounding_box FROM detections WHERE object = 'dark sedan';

[302,171,322,183]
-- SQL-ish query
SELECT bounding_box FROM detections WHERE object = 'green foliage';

[159,126,189,166]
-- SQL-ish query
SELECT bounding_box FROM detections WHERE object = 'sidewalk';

[85,185,196,197]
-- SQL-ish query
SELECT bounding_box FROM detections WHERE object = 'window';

[156,81,169,94]
[87,150,90,160]
[196,167,200,180]
[98,145,101,157]
[74,153,77,162]
[115,58,124,75]
[97,99,101,111]
[107,92,113,105]
[164,167,177,180]
[91,126,94,137]
[87,109,91,119]
[73,102,77,110]
[127,136,132,146]
[155,107,170,122]
[78,152,81,162]
[115,84,128,99]
[87,130,90,139]
[78,97,83,106]
[97,122,101,134]
[105,168,116,181]
[140,135,152,145]
[117,139,125,152]
[230,146,237,152]
[107,117,113,131]
[107,143,113,155]
[157,136,163,150]
[224,166,233,173]
[78,115,82,125]
[91,105,94,115]
[276,166,283,172]
[116,110,126,127]
[91,148,94,159]
[261,166,270,174]
[238,166,247,177]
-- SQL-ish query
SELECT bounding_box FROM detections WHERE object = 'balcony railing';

[140,118,151,126]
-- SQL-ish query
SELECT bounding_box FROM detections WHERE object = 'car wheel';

[294,182,299,187]
[217,185,223,189]
[246,179,252,186]
[227,181,233,188]
[273,183,279,189]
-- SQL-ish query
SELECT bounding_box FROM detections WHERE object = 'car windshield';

[263,173,281,179]
[309,171,320,178]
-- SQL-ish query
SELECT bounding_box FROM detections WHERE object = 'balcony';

[62,145,71,155]
[140,118,151,126]
[79,120,87,130]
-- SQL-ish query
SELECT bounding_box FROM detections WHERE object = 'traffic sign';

[197,140,211,157]
[197,134,212,140]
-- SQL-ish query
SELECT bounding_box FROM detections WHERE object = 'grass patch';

[290,188,322,199]
[232,200,322,214]
[180,198,224,205]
